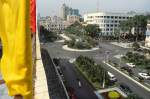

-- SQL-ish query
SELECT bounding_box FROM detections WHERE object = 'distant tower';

[60,3,67,20]
[37,13,41,20]
[60,3,80,20]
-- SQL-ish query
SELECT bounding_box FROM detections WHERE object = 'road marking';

[103,61,150,92]
[145,83,150,87]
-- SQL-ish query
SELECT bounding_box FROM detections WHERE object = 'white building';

[84,12,134,36]
[145,20,150,47]
[39,16,65,32]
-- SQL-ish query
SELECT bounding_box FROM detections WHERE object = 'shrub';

[108,91,120,99]
[75,41,91,49]
[132,42,140,51]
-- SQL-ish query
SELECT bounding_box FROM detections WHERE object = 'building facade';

[39,16,65,32]
[60,3,80,20]
[145,20,150,47]
[67,15,80,24]
[84,12,134,36]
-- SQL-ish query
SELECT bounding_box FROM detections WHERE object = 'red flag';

[30,0,36,33]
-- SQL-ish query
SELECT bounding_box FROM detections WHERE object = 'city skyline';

[37,0,150,17]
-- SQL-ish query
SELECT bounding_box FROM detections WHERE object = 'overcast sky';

[37,0,150,17]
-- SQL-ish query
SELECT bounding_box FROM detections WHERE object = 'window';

[106,28,109,31]
[111,16,114,19]
[107,16,110,18]
[107,24,109,27]
[115,16,118,19]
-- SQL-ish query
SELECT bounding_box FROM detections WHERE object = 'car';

[126,63,136,68]
[138,73,150,80]
[107,72,117,82]
[67,87,77,99]
[120,66,131,71]
[119,83,132,94]
[120,66,134,75]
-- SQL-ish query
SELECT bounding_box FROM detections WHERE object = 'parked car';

[138,73,150,80]
[121,66,134,76]
[119,83,132,94]
[107,72,117,82]
[126,63,136,68]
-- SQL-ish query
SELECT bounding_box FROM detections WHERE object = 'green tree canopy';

[84,24,101,38]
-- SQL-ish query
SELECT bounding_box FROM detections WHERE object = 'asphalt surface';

[59,59,98,99]
[43,41,150,99]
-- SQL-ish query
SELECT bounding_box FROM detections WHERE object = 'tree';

[120,19,132,33]
[132,42,140,51]
[40,25,58,42]
[84,24,101,38]
[119,15,148,41]
[114,28,120,42]
[131,15,147,41]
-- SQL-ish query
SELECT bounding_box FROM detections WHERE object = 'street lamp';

[105,51,110,63]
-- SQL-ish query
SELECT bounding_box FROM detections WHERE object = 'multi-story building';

[84,12,134,36]
[67,15,80,24]
[39,16,65,32]
[60,3,80,20]
[39,16,52,30]
[145,20,150,47]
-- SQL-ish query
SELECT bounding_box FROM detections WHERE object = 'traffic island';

[62,45,99,52]
[95,87,127,99]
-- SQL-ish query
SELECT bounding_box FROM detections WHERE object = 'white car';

[108,72,117,82]
[126,63,136,68]
[138,73,150,79]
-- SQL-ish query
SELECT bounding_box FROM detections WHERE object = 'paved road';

[95,60,150,99]
[59,59,98,99]
[43,41,150,99]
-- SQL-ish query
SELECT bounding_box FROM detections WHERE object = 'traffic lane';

[99,42,132,55]
[95,60,150,99]
[45,42,106,59]
[44,42,129,61]
[59,59,98,99]
[111,57,150,85]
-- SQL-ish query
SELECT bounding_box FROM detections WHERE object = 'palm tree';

[131,15,147,41]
